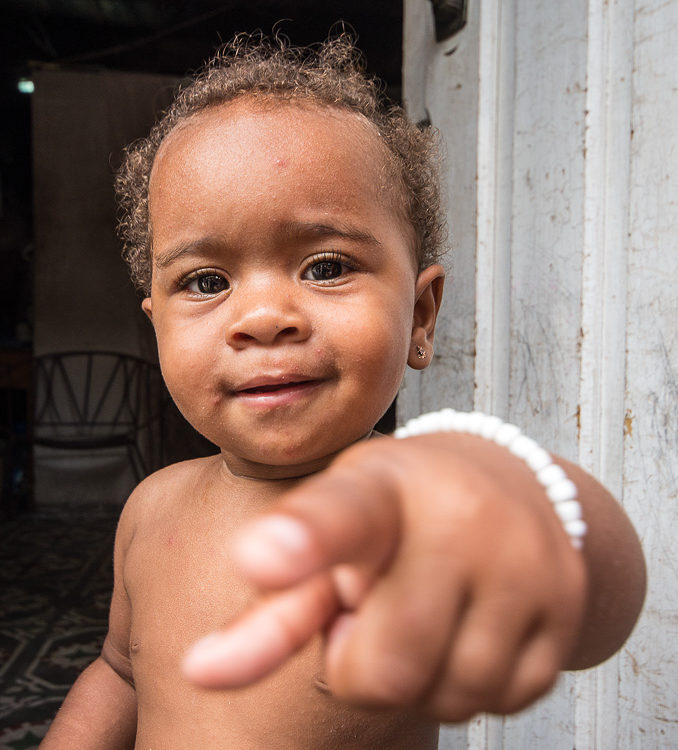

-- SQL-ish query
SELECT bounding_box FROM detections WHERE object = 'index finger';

[233,460,401,590]
[183,572,338,688]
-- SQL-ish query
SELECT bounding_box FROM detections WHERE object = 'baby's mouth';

[241,381,311,394]
[237,379,318,395]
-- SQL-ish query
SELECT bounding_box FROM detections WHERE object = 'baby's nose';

[225,286,311,347]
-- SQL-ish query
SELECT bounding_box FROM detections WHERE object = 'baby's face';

[144,99,435,476]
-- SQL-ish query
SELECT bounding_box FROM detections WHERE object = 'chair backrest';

[33,351,162,442]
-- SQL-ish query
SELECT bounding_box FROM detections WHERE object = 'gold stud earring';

[416,346,427,360]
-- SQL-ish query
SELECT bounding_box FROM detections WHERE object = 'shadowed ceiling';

[2,0,403,84]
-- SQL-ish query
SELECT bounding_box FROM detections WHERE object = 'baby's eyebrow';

[280,221,382,247]
[153,239,217,269]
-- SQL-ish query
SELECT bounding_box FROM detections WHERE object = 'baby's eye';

[309,260,343,280]
[184,273,229,295]
[303,253,352,282]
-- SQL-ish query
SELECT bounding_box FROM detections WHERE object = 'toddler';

[40,34,645,750]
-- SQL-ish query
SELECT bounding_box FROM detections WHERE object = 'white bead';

[417,412,443,433]
[407,419,426,436]
[546,478,578,504]
[508,434,541,460]
[525,446,552,472]
[553,499,583,523]
[479,414,504,440]
[394,409,585,550]
[437,408,458,430]
[401,421,418,436]
[466,411,487,435]
[449,411,473,432]
[536,463,567,487]
[494,422,522,446]
[564,519,588,539]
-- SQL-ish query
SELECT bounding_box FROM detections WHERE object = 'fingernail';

[235,515,310,574]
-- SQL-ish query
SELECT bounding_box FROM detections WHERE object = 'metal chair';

[33,351,165,482]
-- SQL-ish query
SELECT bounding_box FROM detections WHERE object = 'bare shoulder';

[117,454,221,547]
[134,454,221,498]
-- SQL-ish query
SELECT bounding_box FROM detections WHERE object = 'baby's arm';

[37,656,136,750]
[183,431,645,721]
[39,502,137,749]
[546,453,646,669]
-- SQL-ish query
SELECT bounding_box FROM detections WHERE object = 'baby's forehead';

[156,97,387,168]
[150,97,410,224]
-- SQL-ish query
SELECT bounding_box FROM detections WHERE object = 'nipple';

[313,673,331,695]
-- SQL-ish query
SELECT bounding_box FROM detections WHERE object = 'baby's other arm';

[542,454,646,670]
[184,431,645,722]
[39,493,138,749]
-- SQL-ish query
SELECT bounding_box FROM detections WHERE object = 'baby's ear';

[141,297,153,323]
[408,264,444,370]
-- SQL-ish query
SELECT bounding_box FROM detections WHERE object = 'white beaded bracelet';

[394,409,587,550]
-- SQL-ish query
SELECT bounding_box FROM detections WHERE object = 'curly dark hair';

[115,32,446,294]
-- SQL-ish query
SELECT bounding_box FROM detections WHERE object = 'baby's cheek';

[156,341,215,417]
[347,318,409,389]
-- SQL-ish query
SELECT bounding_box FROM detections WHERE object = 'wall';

[32,67,178,356]
[31,68,179,507]
[402,0,677,747]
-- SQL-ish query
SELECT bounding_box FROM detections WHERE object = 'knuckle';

[525,650,560,695]
[498,654,560,714]
[451,641,507,697]
[331,654,429,708]
[423,684,484,723]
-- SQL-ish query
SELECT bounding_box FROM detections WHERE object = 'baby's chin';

[218,429,380,481]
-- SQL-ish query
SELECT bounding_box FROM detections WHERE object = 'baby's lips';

[238,379,317,394]
[234,371,319,392]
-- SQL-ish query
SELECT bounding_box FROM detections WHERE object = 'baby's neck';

[219,453,334,484]
[218,430,378,485]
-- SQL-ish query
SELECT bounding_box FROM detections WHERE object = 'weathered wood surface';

[403,0,678,747]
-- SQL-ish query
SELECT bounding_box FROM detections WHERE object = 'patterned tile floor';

[0,507,118,749]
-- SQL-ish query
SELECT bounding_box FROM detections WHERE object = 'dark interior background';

[0,0,403,350]
[0,1,403,516]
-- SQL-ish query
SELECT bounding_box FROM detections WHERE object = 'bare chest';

[123,511,436,750]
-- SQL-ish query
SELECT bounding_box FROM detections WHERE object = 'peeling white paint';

[403,0,678,747]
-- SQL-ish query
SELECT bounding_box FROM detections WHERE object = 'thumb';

[233,460,402,591]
